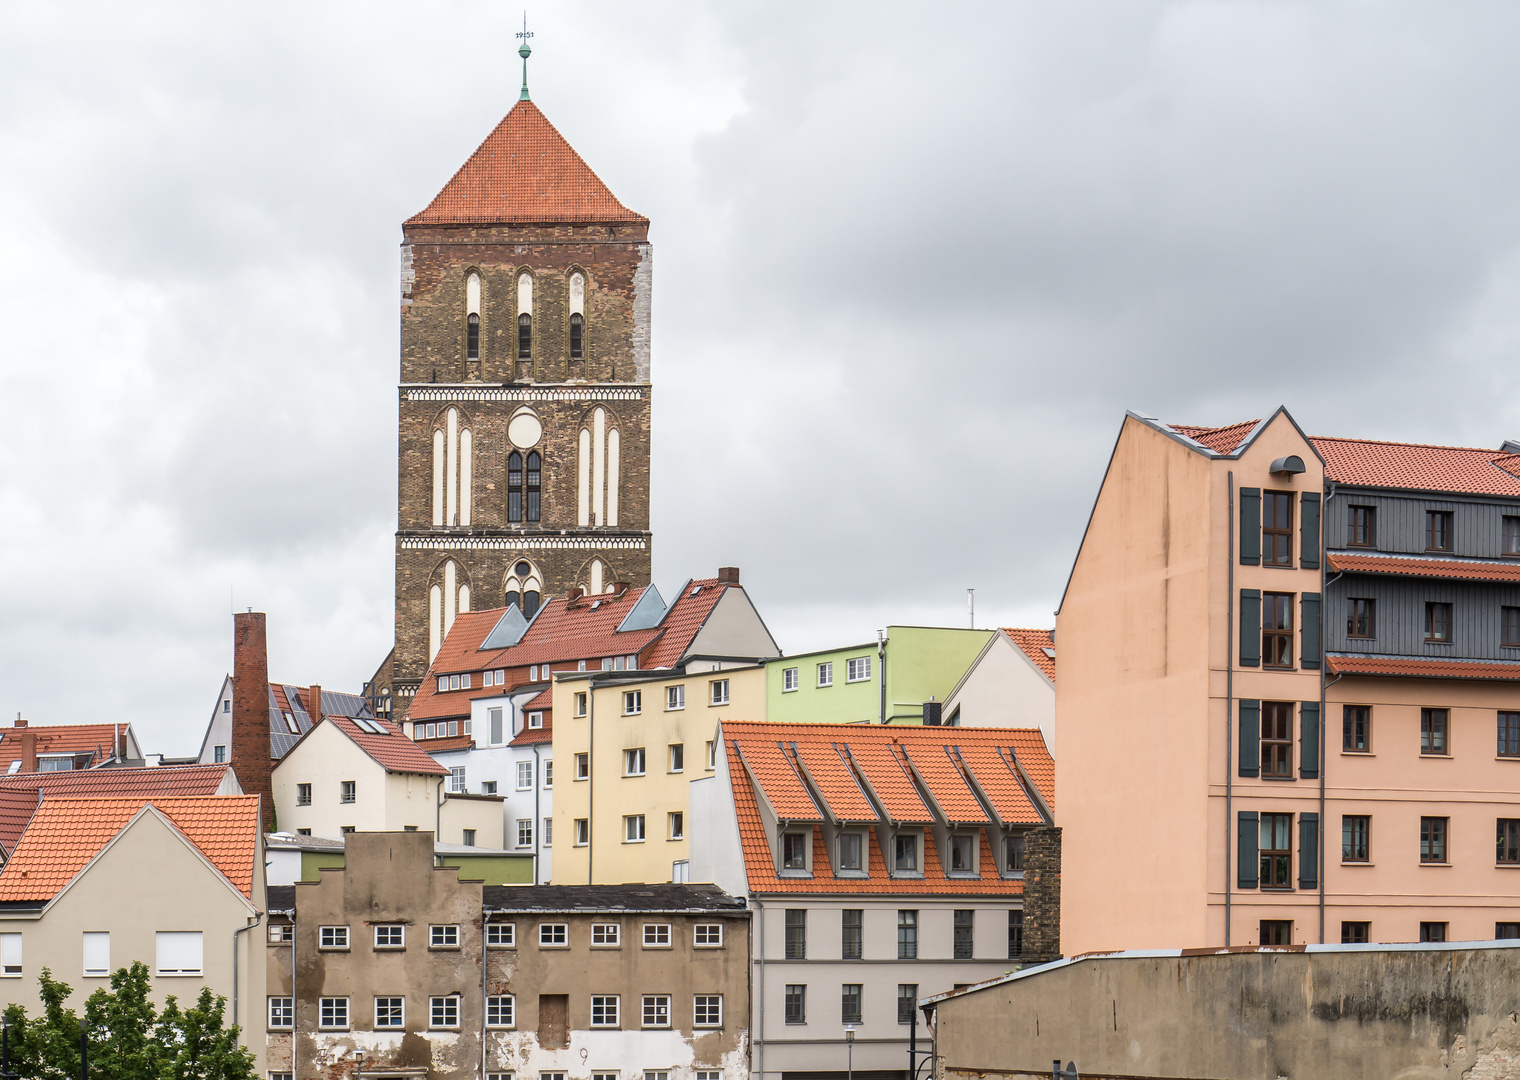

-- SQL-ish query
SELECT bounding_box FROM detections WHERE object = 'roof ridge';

[1310,434,1507,455]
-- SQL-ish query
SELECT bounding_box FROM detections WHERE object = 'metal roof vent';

[1501,439,1520,455]
[1269,455,1306,475]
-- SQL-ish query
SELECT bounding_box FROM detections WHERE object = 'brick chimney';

[717,566,740,585]
[307,685,323,724]
[16,719,35,774]
[231,612,274,829]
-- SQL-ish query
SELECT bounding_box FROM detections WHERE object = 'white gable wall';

[943,635,1056,753]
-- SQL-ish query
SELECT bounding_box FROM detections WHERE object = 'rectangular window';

[784,985,806,1024]
[624,815,645,842]
[894,833,919,872]
[482,781,497,795]
[782,831,807,870]
[1427,510,1454,551]
[1005,832,1026,872]
[340,780,356,804]
[841,909,863,960]
[430,995,460,1029]
[1420,922,1448,943]
[213,745,226,763]
[897,984,918,1025]
[319,997,349,1030]
[1263,491,1294,566]
[431,924,460,948]
[487,923,516,947]
[785,909,806,959]
[625,748,646,776]
[1347,598,1375,638]
[527,710,543,730]
[838,833,863,872]
[1260,920,1292,946]
[575,693,588,717]
[669,743,684,772]
[1341,921,1370,944]
[643,923,671,947]
[1008,910,1024,958]
[268,996,294,1029]
[450,766,466,793]
[543,760,552,787]
[668,812,684,840]
[1343,815,1370,862]
[82,931,109,977]
[517,761,534,790]
[575,753,589,780]
[438,676,448,692]
[1421,709,1449,755]
[816,662,833,687]
[897,910,918,959]
[268,923,293,943]
[590,996,619,1028]
[1503,608,1520,647]
[517,819,533,847]
[488,708,504,743]
[623,690,642,715]
[1343,705,1371,752]
[592,923,621,947]
[641,995,671,1028]
[296,783,311,806]
[1426,602,1454,643]
[539,923,567,947]
[782,667,799,692]
[574,819,589,845]
[375,997,404,1028]
[319,925,350,950]
[374,924,404,949]
[710,679,729,705]
[1502,712,1520,757]
[954,909,975,959]
[1348,505,1376,547]
[1421,817,1449,863]
[846,656,872,682]
[695,923,723,948]
[706,741,717,769]
[1505,516,1520,556]
[543,817,552,845]
[1259,814,1292,888]
[0,934,20,977]
[487,995,515,1028]
[1262,593,1294,668]
[950,834,976,873]
[694,994,722,1028]
[666,685,685,710]
[1498,819,1520,864]
[1498,923,1520,940]
[841,983,862,1024]
[1261,701,1293,778]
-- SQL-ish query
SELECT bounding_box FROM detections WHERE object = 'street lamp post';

[845,1026,855,1080]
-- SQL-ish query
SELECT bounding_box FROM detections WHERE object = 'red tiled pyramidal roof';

[1003,628,1055,683]
[1310,436,1520,497]
[0,796,261,903]
[407,100,646,227]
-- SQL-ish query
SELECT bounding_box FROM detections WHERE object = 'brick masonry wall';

[1023,825,1062,963]
[231,612,274,829]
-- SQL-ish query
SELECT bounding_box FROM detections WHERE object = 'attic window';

[283,711,298,734]
[5,761,18,775]
[1041,647,1055,659]
[690,586,702,596]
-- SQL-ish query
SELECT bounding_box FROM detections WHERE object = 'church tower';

[378,76,654,706]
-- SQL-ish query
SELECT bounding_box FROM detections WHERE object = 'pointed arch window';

[467,313,480,360]
[508,452,523,522]
[526,452,541,522]
[518,313,532,359]
[507,451,542,524]
[569,313,583,359]
[505,560,542,618]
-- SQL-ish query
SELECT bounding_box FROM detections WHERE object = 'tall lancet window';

[466,273,481,361]
[508,452,523,523]
[569,313,583,359]
[505,560,542,618]
[428,559,471,661]
[516,273,533,377]
[506,408,544,525]
[569,271,586,363]
[577,407,620,528]
[526,452,541,522]
[431,407,472,527]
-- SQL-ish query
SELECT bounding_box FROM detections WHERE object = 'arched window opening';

[518,313,532,359]
[569,313,583,359]
[526,451,541,523]
[467,313,480,360]
[505,560,542,618]
[508,452,523,523]
[433,408,472,527]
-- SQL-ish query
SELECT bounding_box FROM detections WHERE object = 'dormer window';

[782,832,808,870]
[837,832,864,874]
[1004,832,1027,874]
[528,711,544,730]
[948,834,977,875]
[893,833,919,874]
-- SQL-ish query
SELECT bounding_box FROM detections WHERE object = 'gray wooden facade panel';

[1326,575,1520,659]
[1327,491,1520,559]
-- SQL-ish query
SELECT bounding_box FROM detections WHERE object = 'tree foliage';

[0,964,256,1080]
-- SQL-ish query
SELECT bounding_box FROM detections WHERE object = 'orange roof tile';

[1326,654,1520,681]
[736,742,820,820]
[406,100,646,227]
[901,744,988,826]
[1009,730,1056,810]
[640,579,731,669]
[1169,420,1261,455]
[954,745,1042,826]
[1311,436,1520,497]
[1003,628,1055,683]
[0,796,261,902]
[326,715,448,776]
[509,721,553,747]
[0,788,38,856]
[1326,552,1520,583]
[0,765,235,855]
[790,742,875,822]
[847,742,933,824]
[414,734,474,753]
[523,687,553,711]
[0,723,131,772]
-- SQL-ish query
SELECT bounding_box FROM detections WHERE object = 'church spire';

[516,14,534,102]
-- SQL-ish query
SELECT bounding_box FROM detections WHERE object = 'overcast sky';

[2,1,1519,756]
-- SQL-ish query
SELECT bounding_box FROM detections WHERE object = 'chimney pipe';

[231,612,275,829]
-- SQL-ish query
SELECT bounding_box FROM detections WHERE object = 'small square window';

[1341,921,1370,944]
[527,710,544,729]
[694,923,723,948]
[592,923,621,947]
[319,996,349,1030]
[694,994,722,1028]
[590,995,620,1027]
[643,923,671,947]
[430,924,460,949]
[430,994,460,1029]
[1419,922,1448,943]
[268,997,294,1029]
[319,926,349,950]
[625,748,646,776]
[641,994,671,1028]
[666,685,685,710]
[539,923,568,947]
[374,924,404,949]
[486,923,516,947]
[782,667,799,692]
[268,923,293,944]
[340,780,356,804]
[710,679,730,705]
[375,996,404,1028]
[624,690,642,716]
[296,783,311,806]
[487,995,515,1028]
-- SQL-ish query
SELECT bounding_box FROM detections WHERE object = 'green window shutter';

[1238,699,1260,778]
[1299,702,1320,779]
[1239,589,1261,667]
[1300,492,1322,569]
[1238,812,1259,889]
[1298,812,1319,890]
[1239,488,1261,566]
[1301,592,1321,671]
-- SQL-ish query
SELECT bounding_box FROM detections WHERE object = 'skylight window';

[283,711,298,733]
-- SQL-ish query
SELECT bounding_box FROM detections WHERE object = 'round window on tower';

[516,561,531,577]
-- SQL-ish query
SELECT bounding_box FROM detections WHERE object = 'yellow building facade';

[552,663,766,884]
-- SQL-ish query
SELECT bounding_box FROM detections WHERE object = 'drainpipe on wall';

[435,778,445,846]
[587,681,595,883]
[1225,471,1235,948]
[230,913,263,1032]
[480,906,489,1080]
[753,897,765,1080]
[291,910,298,1080]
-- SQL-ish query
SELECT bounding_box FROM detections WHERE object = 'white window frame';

[430,924,460,949]
[693,994,723,1028]
[319,926,350,950]
[486,923,516,948]
[340,780,356,804]
[517,818,534,847]
[0,933,20,977]
[268,996,294,1030]
[707,740,717,769]
[430,994,461,1030]
[624,690,642,716]
[817,661,834,687]
[575,693,588,717]
[641,994,671,1029]
[543,760,553,788]
[625,814,646,843]
[625,747,646,776]
[295,783,311,806]
[486,994,515,1028]
[590,995,620,1028]
[847,656,871,682]
[527,710,544,730]
[574,819,589,846]
[375,996,405,1029]
[575,753,589,780]
[450,766,466,793]
[591,923,621,947]
[782,666,799,692]
[694,923,724,948]
[319,996,350,1030]
[642,923,672,948]
[666,685,685,710]
[155,931,203,976]
[669,743,684,773]
[543,816,553,846]
[517,761,534,790]
[82,931,109,977]
[710,679,730,705]
[374,924,404,949]
[668,812,684,840]
[539,923,568,947]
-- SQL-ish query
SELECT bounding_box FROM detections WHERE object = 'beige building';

[941,628,1056,748]
[0,796,267,1070]
[553,663,766,885]
[265,831,750,1080]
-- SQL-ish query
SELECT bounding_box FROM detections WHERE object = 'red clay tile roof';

[736,742,820,820]
[953,745,1043,826]
[524,688,553,711]
[0,796,261,902]
[725,721,1051,895]
[901,744,988,826]
[1002,628,1055,683]
[1169,421,1261,455]
[0,764,235,856]
[1327,552,1520,583]
[509,721,553,747]
[847,742,933,824]
[406,100,646,227]
[415,734,474,753]
[1327,654,1520,681]
[1310,436,1520,497]
[640,579,730,669]
[790,743,875,822]
[0,723,131,772]
[1008,731,1055,810]
[326,715,448,776]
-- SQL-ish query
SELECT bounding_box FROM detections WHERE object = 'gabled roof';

[641,578,735,669]
[0,789,38,859]
[323,715,448,777]
[1002,628,1055,683]
[406,99,647,227]
[0,796,261,903]
[0,723,133,772]
[510,689,554,747]
[1310,435,1520,497]
[1167,420,1262,455]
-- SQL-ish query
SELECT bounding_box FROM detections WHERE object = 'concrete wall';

[930,943,1520,1080]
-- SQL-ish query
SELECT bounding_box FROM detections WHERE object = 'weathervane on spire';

[516,13,534,101]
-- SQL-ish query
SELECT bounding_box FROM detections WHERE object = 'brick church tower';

[374,86,654,708]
